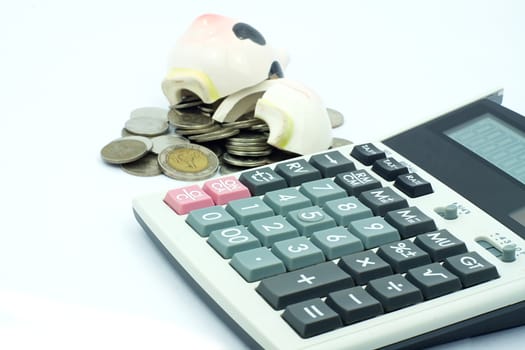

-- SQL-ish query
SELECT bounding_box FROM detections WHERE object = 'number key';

[348,216,400,249]
[310,227,364,260]
[272,236,325,270]
[207,225,261,258]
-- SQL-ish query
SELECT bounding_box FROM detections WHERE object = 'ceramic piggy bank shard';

[162,14,289,106]
[214,79,332,155]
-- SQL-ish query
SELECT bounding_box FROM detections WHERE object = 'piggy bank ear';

[162,14,290,107]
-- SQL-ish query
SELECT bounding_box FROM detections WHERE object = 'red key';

[164,185,214,215]
[202,176,251,205]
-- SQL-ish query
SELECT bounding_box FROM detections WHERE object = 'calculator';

[132,96,525,349]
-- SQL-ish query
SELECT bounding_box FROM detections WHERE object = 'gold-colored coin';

[167,148,209,173]
[158,144,219,181]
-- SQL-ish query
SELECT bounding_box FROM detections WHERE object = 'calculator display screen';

[445,113,525,186]
[383,99,525,238]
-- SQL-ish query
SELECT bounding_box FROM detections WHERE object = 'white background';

[1,0,524,349]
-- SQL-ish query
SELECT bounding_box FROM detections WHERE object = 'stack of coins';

[100,100,351,180]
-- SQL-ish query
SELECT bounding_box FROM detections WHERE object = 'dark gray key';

[394,173,433,198]
[334,169,382,196]
[406,263,462,299]
[309,151,356,177]
[414,230,468,261]
[443,252,499,287]
[376,239,432,273]
[366,274,423,312]
[384,206,437,238]
[282,298,342,338]
[239,167,287,195]
[275,159,322,186]
[358,187,408,216]
[326,287,383,325]
[372,157,409,181]
[256,262,354,309]
[338,251,393,285]
[350,143,386,165]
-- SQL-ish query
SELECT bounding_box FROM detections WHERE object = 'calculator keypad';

[166,144,500,339]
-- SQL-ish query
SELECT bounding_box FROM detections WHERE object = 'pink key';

[202,176,251,205]
[164,185,214,215]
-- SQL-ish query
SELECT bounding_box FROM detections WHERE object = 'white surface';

[1,1,524,349]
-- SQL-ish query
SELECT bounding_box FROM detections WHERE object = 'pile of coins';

[100,99,351,181]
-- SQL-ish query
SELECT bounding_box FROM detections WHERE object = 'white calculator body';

[133,94,525,349]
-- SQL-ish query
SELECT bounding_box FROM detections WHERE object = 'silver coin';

[249,124,270,132]
[174,123,221,136]
[130,107,169,121]
[188,127,240,143]
[223,118,266,129]
[227,148,273,157]
[120,153,162,176]
[327,108,345,129]
[151,134,190,154]
[222,153,269,167]
[124,117,169,136]
[226,140,269,147]
[267,149,299,163]
[100,136,153,164]
[173,99,202,109]
[158,144,219,181]
[121,128,136,137]
[168,110,215,129]
[226,144,272,152]
[227,132,269,143]
[331,137,353,148]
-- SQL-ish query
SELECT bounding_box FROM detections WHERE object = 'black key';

[366,274,423,312]
[282,298,342,338]
[443,252,499,287]
[309,151,356,177]
[334,169,382,196]
[338,251,393,285]
[351,143,386,165]
[358,187,408,216]
[395,173,433,198]
[239,167,287,195]
[406,263,462,299]
[275,159,321,186]
[326,287,383,325]
[376,239,432,273]
[256,262,353,309]
[414,230,468,261]
[372,158,409,181]
[384,206,437,238]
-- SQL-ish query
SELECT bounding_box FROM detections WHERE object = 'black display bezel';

[383,99,525,238]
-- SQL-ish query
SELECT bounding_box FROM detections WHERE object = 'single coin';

[223,118,267,129]
[226,144,272,152]
[227,148,273,157]
[158,144,219,181]
[188,127,240,143]
[168,110,215,129]
[130,107,169,121]
[121,153,162,176]
[100,136,153,164]
[121,128,135,137]
[124,117,169,136]
[199,141,225,157]
[331,137,353,148]
[173,98,202,109]
[249,124,270,132]
[327,108,345,129]
[228,132,269,143]
[174,123,221,136]
[222,152,269,167]
[151,134,190,154]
